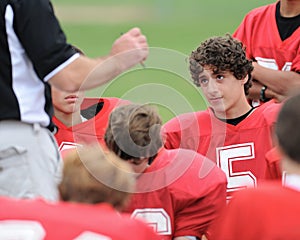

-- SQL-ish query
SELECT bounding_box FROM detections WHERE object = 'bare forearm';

[247,80,263,100]
[252,62,300,95]
[248,80,285,103]
[48,56,121,92]
[48,27,148,92]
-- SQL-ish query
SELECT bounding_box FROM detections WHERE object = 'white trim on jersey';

[283,174,300,192]
[44,53,80,82]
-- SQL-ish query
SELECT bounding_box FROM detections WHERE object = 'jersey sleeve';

[173,162,227,238]
[232,13,255,59]
[163,112,202,151]
[292,45,300,72]
[265,147,282,180]
[162,118,182,150]
[232,6,269,60]
[12,0,77,79]
[262,100,281,126]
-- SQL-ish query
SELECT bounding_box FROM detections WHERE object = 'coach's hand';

[109,27,148,71]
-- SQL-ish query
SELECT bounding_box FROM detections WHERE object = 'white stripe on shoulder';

[44,53,80,82]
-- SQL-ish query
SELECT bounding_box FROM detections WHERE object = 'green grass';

[51,0,273,122]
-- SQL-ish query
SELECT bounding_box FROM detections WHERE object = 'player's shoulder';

[0,196,60,219]
[231,181,288,204]
[164,148,227,187]
[229,182,300,220]
[245,3,276,18]
[0,196,30,208]
[163,110,210,132]
[266,147,281,163]
[0,197,157,240]
[254,100,282,124]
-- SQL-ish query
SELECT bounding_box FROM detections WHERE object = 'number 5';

[216,143,257,195]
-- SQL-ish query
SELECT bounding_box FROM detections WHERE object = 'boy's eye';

[216,75,224,80]
[199,78,208,84]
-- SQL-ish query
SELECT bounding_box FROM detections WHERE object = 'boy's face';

[197,66,246,117]
[52,86,85,114]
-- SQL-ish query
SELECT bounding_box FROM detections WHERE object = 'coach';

[0,0,148,201]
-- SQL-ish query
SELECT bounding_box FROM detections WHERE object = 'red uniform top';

[233,2,300,73]
[125,148,227,239]
[211,181,300,240]
[265,147,282,179]
[163,100,281,198]
[53,97,129,152]
[0,197,159,240]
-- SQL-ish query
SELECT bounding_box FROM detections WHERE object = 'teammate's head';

[189,34,253,95]
[58,145,135,210]
[105,104,163,173]
[275,92,300,164]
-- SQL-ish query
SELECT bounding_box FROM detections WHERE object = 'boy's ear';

[241,75,249,85]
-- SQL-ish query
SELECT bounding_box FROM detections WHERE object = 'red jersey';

[265,147,282,179]
[125,148,227,239]
[0,197,159,240]
[233,2,300,73]
[53,97,129,152]
[163,100,281,198]
[211,182,300,240]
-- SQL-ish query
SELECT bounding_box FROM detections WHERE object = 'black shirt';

[0,0,77,130]
[276,1,300,41]
[217,107,255,126]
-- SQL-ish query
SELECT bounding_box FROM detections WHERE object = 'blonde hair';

[58,145,135,210]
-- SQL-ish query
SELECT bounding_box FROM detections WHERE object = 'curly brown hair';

[189,34,253,95]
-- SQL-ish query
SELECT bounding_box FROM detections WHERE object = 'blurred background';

[52,0,274,122]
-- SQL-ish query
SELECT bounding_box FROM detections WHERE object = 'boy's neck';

[214,96,252,120]
[54,110,82,127]
[280,0,300,17]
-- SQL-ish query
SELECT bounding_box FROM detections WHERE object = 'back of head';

[105,104,163,162]
[189,34,253,95]
[276,92,300,164]
[58,145,135,210]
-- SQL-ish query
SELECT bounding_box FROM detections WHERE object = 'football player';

[163,35,282,200]
[211,91,300,240]
[233,0,300,105]
[105,104,227,240]
[0,145,159,240]
[52,85,129,151]
[51,47,130,153]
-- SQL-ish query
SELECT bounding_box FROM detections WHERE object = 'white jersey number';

[255,57,292,71]
[74,231,111,240]
[0,220,45,240]
[0,220,111,240]
[216,143,257,195]
[131,208,172,235]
